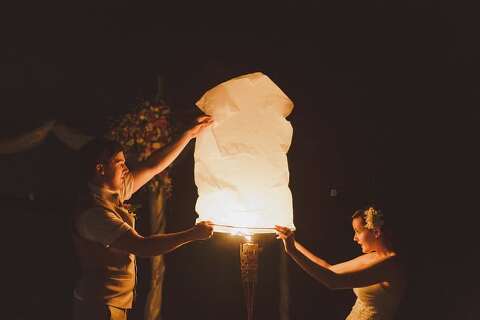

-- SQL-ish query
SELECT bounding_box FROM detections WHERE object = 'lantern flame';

[229,227,253,242]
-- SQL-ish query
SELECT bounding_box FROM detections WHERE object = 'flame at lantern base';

[195,191,295,234]
[207,223,293,237]
[240,240,261,320]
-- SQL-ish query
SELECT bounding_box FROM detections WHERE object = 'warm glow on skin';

[95,151,129,192]
[352,217,377,254]
[352,217,393,257]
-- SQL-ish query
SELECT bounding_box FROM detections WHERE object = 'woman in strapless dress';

[276,207,406,320]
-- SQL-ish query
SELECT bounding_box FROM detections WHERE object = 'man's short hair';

[77,138,124,183]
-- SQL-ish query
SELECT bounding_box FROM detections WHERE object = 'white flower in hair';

[364,207,384,230]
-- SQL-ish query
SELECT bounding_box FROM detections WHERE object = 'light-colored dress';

[346,278,405,320]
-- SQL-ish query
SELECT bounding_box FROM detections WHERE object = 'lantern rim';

[208,223,295,234]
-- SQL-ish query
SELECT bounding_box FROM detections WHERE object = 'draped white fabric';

[0,121,93,154]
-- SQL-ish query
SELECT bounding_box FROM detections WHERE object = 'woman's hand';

[184,115,214,139]
[275,225,296,253]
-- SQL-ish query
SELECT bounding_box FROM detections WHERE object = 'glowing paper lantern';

[194,72,295,234]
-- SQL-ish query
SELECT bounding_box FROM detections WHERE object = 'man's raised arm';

[130,115,213,193]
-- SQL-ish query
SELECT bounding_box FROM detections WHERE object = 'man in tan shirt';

[72,116,214,320]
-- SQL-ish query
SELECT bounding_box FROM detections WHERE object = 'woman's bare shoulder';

[364,252,403,270]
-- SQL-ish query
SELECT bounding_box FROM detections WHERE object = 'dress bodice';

[346,279,405,320]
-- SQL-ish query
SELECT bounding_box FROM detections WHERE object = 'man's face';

[101,151,129,191]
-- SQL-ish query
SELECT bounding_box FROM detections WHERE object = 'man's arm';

[130,115,213,193]
[110,221,213,257]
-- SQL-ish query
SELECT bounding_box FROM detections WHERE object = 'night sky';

[1,2,477,320]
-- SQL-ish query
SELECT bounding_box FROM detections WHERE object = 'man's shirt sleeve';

[120,172,134,202]
[77,207,132,247]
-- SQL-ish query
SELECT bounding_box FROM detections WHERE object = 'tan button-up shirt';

[73,173,137,308]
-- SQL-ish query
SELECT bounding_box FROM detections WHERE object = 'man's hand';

[275,225,296,253]
[191,221,214,240]
[184,115,214,139]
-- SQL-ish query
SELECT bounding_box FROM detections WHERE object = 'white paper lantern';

[194,72,295,234]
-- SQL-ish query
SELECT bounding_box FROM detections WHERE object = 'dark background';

[1,1,477,319]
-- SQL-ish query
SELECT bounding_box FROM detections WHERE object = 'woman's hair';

[352,207,384,229]
[352,206,395,246]
[352,209,366,221]
[77,138,124,184]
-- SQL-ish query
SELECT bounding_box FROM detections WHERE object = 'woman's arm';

[294,241,332,269]
[291,235,374,273]
[276,225,398,289]
[287,246,398,289]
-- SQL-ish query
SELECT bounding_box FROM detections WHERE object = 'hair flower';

[364,207,384,230]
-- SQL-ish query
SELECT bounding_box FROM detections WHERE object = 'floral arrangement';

[364,207,384,230]
[106,100,173,196]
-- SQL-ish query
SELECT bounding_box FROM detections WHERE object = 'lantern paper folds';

[194,72,295,234]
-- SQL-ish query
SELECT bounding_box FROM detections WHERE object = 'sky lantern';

[194,72,295,236]
[194,72,295,320]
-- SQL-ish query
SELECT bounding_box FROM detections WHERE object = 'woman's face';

[352,217,377,253]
